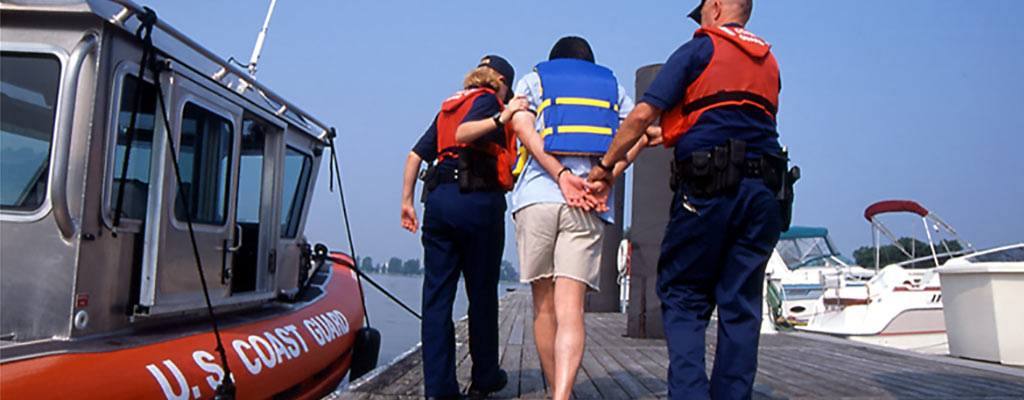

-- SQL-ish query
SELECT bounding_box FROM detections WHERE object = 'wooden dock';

[331,289,1024,399]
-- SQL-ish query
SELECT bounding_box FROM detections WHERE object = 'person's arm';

[586,130,655,209]
[402,117,438,233]
[587,102,661,184]
[509,111,594,210]
[401,151,422,233]
[611,124,662,176]
[455,96,528,143]
[588,36,710,186]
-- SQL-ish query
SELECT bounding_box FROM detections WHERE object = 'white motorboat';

[765,226,874,326]
[782,200,974,354]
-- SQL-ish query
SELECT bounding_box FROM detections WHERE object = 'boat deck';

[331,289,1024,399]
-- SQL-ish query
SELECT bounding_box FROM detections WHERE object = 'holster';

[419,162,439,203]
[780,164,800,231]
[759,150,799,230]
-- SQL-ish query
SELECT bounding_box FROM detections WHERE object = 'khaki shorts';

[513,203,605,291]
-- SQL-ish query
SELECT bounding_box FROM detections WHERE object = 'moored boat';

[1,252,364,399]
[1,1,375,398]
[787,200,973,354]
[765,226,873,326]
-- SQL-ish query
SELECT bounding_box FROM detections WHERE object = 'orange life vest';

[435,87,517,191]
[661,25,780,147]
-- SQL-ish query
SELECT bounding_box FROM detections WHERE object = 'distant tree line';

[356,256,519,282]
[852,237,963,268]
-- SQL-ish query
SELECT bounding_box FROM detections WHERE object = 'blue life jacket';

[535,59,619,156]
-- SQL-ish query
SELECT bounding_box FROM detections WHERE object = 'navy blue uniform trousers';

[420,183,505,397]
[658,178,782,400]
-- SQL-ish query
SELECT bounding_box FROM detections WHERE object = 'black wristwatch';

[597,159,614,173]
[491,112,504,128]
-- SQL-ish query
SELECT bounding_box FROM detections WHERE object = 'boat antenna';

[247,0,277,77]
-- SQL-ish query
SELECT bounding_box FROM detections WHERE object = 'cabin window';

[776,236,835,269]
[236,120,266,224]
[0,52,60,211]
[280,147,311,238]
[109,74,157,220]
[174,102,233,225]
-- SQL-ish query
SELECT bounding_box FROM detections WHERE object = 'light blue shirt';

[508,70,634,224]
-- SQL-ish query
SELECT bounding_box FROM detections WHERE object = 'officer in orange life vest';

[400,55,527,400]
[587,1,794,399]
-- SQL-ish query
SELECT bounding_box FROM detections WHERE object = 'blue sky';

[151,0,1023,264]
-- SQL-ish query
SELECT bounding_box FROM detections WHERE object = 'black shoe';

[426,395,467,400]
[467,369,508,400]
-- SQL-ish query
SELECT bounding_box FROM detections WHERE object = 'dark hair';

[548,36,594,63]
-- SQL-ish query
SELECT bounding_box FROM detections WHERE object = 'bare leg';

[551,277,587,400]
[531,278,557,391]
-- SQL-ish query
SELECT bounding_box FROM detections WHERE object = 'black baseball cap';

[688,0,705,24]
[478,55,514,87]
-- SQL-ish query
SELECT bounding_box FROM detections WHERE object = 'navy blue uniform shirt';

[640,24,782,160]
[412,91,505,174]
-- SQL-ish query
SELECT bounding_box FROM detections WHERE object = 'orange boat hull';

[1,254,363,400]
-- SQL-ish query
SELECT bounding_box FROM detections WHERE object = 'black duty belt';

[437,170,459,184]
[742,158,765,178]
[426,167,501,193]
[670,139,788,197]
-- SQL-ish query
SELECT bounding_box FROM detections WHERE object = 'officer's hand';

[584,180,611,213]
[401,203,418,233]
[587,165,611,186]
[644,126,664,147]
[502,96,530,123]
[557,173,593,211]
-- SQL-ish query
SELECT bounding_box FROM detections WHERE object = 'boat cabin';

[1,0,330,347]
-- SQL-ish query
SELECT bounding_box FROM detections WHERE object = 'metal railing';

[104,0,333,141]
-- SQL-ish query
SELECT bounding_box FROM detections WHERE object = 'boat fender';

[349,326,381,381]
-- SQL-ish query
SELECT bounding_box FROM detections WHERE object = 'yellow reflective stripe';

[536,99,553,117]
[554,97,612,109]
[542,127,554,137]
[538,97,617,116]
[554,125,613,135]
[512,146,529,177]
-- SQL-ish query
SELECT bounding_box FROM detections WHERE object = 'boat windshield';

[776,236,843,269]
[1,52,61,211]
[967,245,1024,263]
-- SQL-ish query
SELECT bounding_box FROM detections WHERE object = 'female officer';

[400,55,527,400]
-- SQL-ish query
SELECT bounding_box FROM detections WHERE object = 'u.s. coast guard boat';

[1,1,375,398]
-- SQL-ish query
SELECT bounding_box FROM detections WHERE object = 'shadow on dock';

[331,289,1024,399]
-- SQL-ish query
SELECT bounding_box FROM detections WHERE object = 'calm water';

[339,273,521,388]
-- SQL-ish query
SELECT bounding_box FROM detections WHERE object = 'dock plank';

[494,295,526,399]
[570,359,603,399]
[332,289,1024,400]
[605,346,667,397]
[519,305,549,399]
[589,346,650,399]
